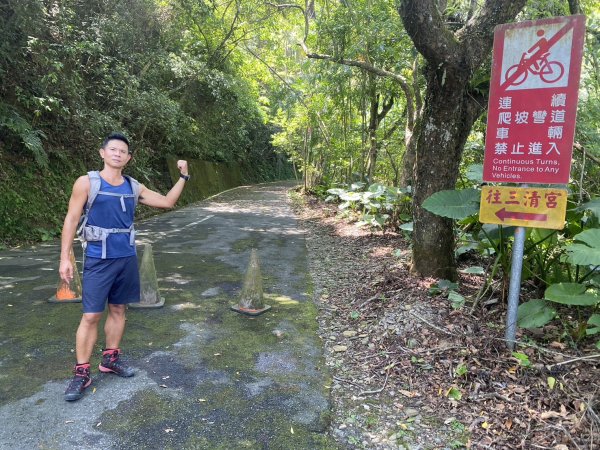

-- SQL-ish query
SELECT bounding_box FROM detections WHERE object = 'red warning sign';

[483,15,586,184]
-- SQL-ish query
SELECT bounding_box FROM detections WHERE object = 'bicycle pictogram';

[504,29,565,86]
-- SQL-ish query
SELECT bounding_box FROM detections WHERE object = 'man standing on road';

[59,132,190,401]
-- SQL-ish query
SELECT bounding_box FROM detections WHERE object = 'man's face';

[100,139,131,167]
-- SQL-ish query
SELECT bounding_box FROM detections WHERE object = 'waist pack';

[76,171,140,259]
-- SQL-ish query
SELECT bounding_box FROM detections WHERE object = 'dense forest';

[0,0,293,245]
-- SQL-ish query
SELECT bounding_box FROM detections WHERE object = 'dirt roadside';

[293,192,600,449]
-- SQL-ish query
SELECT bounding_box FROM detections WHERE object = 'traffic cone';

[48,247,82,303]
[231,248,271,316]
[129,243,164,308]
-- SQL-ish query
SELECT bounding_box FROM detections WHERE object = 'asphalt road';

[0,181,338,450]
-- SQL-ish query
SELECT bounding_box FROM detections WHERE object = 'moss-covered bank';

[0,155,293,246]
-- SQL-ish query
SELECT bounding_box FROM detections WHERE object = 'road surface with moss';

[0,181,337,450]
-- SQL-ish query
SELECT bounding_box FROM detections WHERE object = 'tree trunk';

[399,57,421,188]
[568,0,581,15]
[399,121,417,187]
[365,87,379,182]
[399,0,527,279]
[411,66,483,279]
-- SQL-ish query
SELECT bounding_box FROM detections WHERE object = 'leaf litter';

[293,194,600,449]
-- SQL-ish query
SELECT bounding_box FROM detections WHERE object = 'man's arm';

[59,176,89,282]
[138,160,189,209]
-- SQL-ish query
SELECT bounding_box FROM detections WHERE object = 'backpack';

[76,171,141,259]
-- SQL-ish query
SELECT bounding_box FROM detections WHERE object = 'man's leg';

[65,313,102,401]
[99,304,134,377]
[76,313,103,363]
[104,303,126,349]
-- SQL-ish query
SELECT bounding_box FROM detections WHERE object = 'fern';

[0,103,48,167]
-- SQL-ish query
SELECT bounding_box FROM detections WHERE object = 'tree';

[267,0,420,187]
[398,0,527,279]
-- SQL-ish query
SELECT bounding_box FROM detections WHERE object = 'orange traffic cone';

[129,243,164,308]
[48,248,82,303]
[231,248,271,316]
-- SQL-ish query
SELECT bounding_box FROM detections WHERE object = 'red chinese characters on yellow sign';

[479,186,568,229]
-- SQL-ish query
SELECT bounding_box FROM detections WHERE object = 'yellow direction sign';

[479,186,568,229]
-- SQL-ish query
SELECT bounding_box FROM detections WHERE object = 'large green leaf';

[517,299,556,328]
[399,222,413,232]
[576,198,600,218]
[465,164,483,183]
[479,223,517,241]
[422,189,480,220]
[565,229,600,266]
[327,188,347,197]
[544,283,599,306]
[368,183,386,196]
[459,266,485,274]
[339,191,362,202]
[586,314,600,336]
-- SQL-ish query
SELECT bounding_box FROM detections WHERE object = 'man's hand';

[177,160,189,176]
[59,258,74,283]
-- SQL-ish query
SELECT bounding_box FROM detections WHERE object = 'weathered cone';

[48,247,82,303]
[231,248,271,316]
[129,243,165,308]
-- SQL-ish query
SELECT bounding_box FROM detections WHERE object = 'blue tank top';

[85,175,136,259]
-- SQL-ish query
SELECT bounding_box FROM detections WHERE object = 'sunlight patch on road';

[264,293,299,305]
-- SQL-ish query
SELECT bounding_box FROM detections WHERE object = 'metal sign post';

[506,225,526,350]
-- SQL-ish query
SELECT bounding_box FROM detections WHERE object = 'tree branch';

[271,1,418,133]
[299,42,415,113]
[266,2,309,42]
[210,2,241,64]
[574,142,600,166]
[568,0,582,15]
[399,0,527,71]
[457,0,528,69]
[398,0,461,67]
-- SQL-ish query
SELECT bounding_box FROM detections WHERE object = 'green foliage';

[0,103,48,168]
[428,279,465,309]
[545,283,599,307]
[586,314,600,336]
[448,291,466,309]
[325,182,411,230]
[422,179,600,346]
[0,0,291,244]
[453,363,468,378]
[565,229,600,266]
[511,352,532,368]
[517,299,557,329]
[422,189,480,220]
[446,386,462,401]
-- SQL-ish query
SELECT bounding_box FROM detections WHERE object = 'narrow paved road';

[0,181,337,449]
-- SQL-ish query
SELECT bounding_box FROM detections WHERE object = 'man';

[59,132,190,401]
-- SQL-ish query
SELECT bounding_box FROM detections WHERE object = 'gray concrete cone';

[231,248,271,316]
[48,247,82,303]
[129,243,165,308]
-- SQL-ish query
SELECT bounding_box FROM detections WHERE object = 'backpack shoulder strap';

[86,171,102,212]
[123,175,141,207]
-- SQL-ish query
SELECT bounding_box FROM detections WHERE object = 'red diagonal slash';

[500,20,575,91]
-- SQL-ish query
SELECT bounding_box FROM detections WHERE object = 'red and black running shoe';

[64,364,92,402]
[99,348,134,377]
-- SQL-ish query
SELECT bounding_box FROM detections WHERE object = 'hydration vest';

[76,171,140,259]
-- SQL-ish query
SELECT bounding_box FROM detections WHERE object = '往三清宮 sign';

[479,186,568,230]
